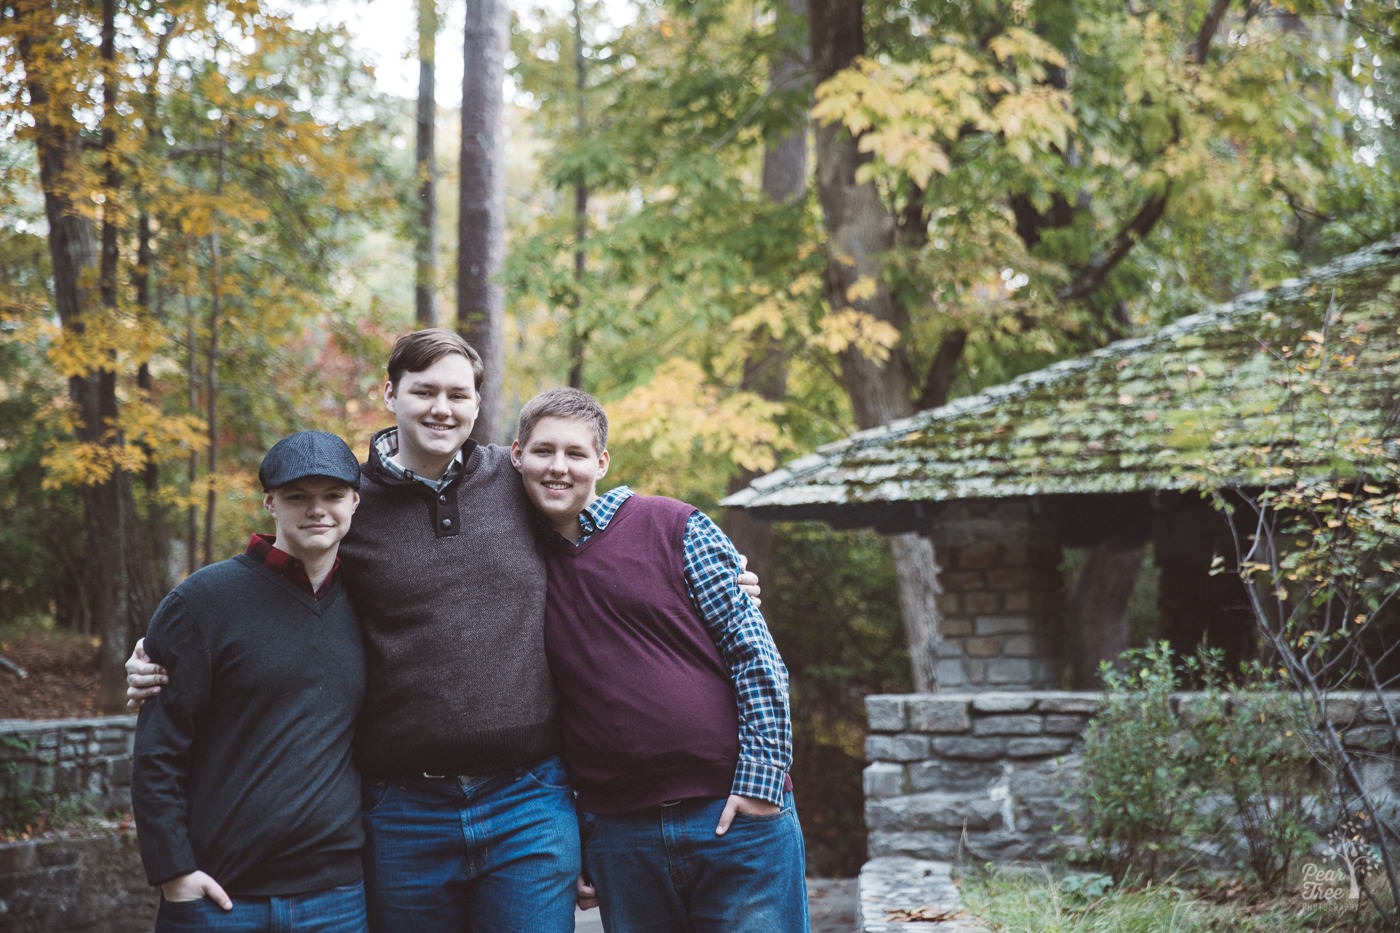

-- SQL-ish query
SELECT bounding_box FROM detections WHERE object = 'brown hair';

[386,328,484,390]
[515,387,609,452]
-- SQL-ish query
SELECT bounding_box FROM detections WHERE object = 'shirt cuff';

[731,758,788,806]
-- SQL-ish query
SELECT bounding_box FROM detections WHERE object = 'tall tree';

[504,0,1397,692]
[416,0,439,327]
[8,0,159,709]
[566,0,589,388]
[459,0,509,442]
[1,0,405,704]
[723,0,810,586]
[807,0,943,689]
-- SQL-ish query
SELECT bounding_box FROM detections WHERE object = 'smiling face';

[384,352,481,478]
[511,415,610,541]
[264,477,359,563]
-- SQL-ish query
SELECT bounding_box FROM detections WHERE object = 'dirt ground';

[0,629,104,720]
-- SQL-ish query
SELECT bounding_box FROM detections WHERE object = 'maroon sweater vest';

[543,495,741,815]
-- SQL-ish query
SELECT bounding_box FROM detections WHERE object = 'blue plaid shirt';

[569,486,793,805]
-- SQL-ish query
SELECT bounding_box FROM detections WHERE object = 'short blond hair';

[515,387,608,452]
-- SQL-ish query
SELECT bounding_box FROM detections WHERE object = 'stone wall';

[0,716,138,834]
[862,691,1400,866]
[864,692,1093,863]
[0,831,155,932]
[0,717,151,931]
[924,502,1064,691]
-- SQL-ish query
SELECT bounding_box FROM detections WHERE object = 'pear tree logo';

[1302,811,1382,903]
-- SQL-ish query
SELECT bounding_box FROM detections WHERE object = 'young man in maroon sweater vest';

[511,387,809,933]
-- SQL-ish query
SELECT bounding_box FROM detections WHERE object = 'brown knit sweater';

[338,428,559,778]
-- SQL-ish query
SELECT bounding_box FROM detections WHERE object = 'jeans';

[360,755,579,932]
[582,792,809,933]
[153,880,366,932]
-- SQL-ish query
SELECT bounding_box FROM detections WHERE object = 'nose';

[429,393,451,416]
[547,452,568,473]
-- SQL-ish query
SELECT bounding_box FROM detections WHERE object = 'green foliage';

[1196,288,1400,917]
[765,522,909,875]
[1079,644,1324,888]
[0,0,413,573]
[1178,655,1320,892]
[1079,642,1195,882]
[0,735,42,837]
[0,228,88,627]
[505,0,1400,512]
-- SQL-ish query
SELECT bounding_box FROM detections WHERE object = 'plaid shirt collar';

[372,428,465,492]
[245,533,340,600]
[573,485,633,542]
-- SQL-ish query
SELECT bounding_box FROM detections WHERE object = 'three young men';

[132,431,368,931]
[129,330,777,929]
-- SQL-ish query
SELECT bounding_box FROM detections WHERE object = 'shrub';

[1078,642,1195,881]
[1078,644,1324,889]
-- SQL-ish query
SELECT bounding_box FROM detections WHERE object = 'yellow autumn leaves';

[812,28,1076,189]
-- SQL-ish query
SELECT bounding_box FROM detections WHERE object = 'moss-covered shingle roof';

[724,238,1400,526]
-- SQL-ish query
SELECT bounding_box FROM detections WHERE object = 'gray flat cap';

[258,431,361,491]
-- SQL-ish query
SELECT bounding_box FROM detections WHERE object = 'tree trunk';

[1067,540,1145,688]
[568,0,589,389]
[724,0,810,584]
[415,0,439,327]
[809,0,941,690]
[18,0,159,712]
[458,0,509,443]
[203,134,225,568]
[890,534,941,691]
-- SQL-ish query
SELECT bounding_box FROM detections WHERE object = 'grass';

[958,864,1396,932]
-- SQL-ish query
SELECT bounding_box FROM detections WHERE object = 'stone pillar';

[924,501,1063,690]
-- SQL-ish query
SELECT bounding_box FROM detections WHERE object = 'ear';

[509,439,523,472]
[383,379,396,412]
[349,490,361,515]
[263,492,275,513]
[597,449,610,478]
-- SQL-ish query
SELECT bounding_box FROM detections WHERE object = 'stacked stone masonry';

[927,502,1063,691]
[863,691,1400,867]
[0,716,138,834]
[0,717,151,932]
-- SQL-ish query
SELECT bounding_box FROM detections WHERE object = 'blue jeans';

[360,756,579,932]
[153,880,366,932]
[582,793,809,933]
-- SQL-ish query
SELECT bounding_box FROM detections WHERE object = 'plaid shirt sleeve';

[681,510,792,805]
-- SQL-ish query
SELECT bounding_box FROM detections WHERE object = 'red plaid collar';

[245,534,342,600]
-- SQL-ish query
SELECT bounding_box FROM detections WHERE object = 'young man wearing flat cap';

[131,430,369,932]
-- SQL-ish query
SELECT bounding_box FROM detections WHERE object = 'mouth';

[541,481,570,491]
[422,421,456,434]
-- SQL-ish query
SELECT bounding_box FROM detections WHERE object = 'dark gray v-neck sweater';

[132,555,365,895]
